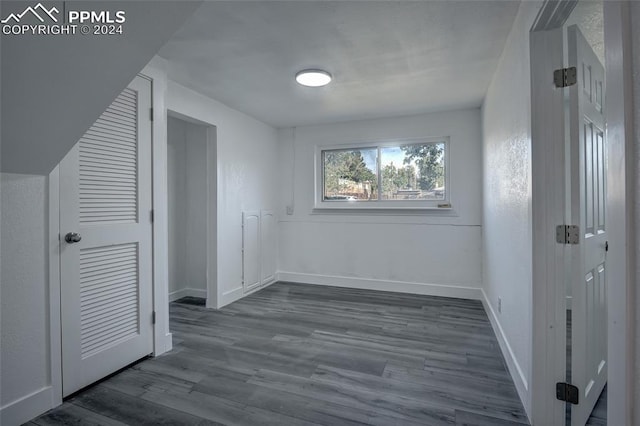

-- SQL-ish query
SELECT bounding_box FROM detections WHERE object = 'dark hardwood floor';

[28,282,530,425]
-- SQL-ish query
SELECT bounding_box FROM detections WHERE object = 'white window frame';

[314,137,451,211]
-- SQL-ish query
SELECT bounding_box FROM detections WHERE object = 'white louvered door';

[60,76,153,396]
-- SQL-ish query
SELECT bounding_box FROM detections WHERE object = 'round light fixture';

[295,69,332,87]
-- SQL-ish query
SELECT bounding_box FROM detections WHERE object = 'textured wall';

[564,0,604,65]
[481,1,544,417]
[0,174,49,407]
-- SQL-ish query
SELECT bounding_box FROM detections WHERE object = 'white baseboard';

[218,286,244,308]
[277,271,483,300]
[168,288,207,302]
[154,332,173,357]
[480,289,530,416]
[1,386,54,426]
[218,279,277,309]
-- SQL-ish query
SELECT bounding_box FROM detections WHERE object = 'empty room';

[1,1,638,426]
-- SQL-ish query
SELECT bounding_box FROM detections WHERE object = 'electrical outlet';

[286,205,294,215]
[498,297,502,314]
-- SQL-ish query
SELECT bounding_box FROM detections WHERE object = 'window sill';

[311,205,457,216]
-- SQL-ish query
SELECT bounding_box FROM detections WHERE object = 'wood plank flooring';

[28,282,529,425]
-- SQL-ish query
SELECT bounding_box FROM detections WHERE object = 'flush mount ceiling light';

[295,69,332,87]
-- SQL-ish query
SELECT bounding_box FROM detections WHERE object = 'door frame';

[47,67,168,406]
[530,1,635,425]
[165,109,218,308]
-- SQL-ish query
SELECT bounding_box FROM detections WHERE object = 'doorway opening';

[166,114,217,308]
[529,0,630,424]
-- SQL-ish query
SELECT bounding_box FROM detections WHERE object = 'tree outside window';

[322,141,446,202]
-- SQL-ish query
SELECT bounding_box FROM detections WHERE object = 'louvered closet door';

[60,76,153,396]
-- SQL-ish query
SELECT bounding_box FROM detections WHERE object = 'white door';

[242,211,261,292]
[260,210,276,285]
[568,25,607,425]
[60,76,153,396]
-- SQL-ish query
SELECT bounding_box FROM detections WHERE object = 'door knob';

[65,232,82,244]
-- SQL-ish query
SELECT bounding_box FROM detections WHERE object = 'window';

[322,147,379,201]
[317,139,449,210]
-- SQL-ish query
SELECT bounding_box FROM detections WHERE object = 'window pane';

[380,143,445,201]
[323,148,378,201]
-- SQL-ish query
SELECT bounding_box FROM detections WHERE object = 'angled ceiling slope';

[159,1,520,128]
[1,1,202,175]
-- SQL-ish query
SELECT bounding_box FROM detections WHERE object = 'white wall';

[166,81,280,308]
[277,109,483,299]
[167,117,188,295]
[167,116,209,301]
[481,1,543,418]
[0,174,51,425]
[185,123,209,295]
[632,1,640,418]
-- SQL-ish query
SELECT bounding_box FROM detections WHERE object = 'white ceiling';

[159,1,520,128]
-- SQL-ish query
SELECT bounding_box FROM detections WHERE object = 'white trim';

[205,126,218,309]
[165,103,219,311]
[164,113,218,308]
[602,2,635,424]
[168,288,208,302]
[481,289,530,412]
[530,24,568,426]
[277,271,482,300]
[219,286,244,308]
[218,280,277,308]
[47,165,62,407]
[142,60,173,357]
[223,286,244,296]
[0,387,53,426]
[314,137,451,211]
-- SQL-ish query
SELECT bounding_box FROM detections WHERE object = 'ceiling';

[158,1,520,128]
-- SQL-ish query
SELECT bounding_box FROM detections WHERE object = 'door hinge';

[554,67,577,88]
[152,311,156,325]
[556,225,580,245]
[150,108,154,121]
[556,382,579,404]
